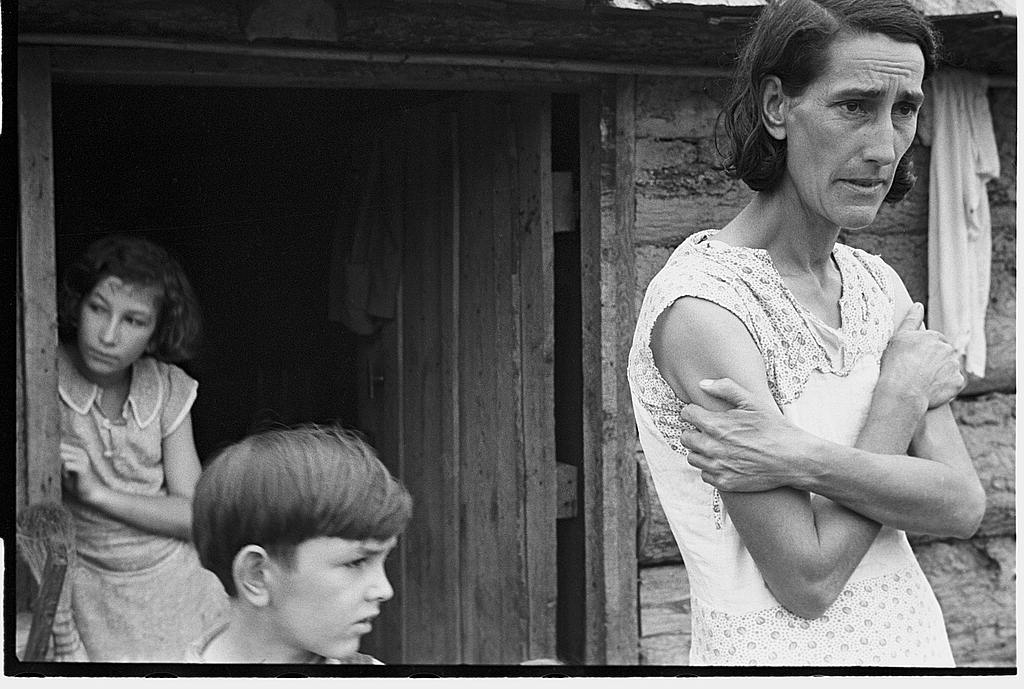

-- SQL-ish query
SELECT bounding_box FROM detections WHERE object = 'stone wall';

[632,75,1016,666]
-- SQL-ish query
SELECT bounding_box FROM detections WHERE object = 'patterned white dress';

[628,230,954,666]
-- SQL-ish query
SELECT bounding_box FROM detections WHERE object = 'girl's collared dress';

[58,344,227,662]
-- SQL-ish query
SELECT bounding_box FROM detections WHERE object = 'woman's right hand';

[878,303,965,409]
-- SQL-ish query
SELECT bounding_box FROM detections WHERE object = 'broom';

[16,501,88,661]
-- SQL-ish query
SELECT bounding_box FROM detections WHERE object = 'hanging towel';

[327,134,402,335]
[922,69,999,377]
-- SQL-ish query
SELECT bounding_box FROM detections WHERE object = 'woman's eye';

[344,558,368,569]
[88,302,105,313]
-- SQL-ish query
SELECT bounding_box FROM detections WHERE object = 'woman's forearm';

[793,399,984,538]
[746,379,934,615]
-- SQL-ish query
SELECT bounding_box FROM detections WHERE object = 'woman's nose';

[863,117,898,166]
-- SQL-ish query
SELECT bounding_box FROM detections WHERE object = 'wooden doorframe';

[17,46,62,517]
[15,41,640,664]
[579,76,639,665]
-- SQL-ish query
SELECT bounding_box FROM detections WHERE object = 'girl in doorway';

[57,235,227,661]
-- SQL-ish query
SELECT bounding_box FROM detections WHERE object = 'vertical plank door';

[455,93,557,664]
[357,93,556,664]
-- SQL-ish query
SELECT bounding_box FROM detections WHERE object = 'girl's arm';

[677,275,986,539]
[61,414,201,541]
[651,296,952,618]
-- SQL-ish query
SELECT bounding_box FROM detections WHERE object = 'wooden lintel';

[46,46,602,92]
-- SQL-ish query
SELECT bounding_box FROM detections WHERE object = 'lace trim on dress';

[628,230,895,529]
[688,568,953,667]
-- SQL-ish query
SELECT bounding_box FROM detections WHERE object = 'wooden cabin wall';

[631,74,1017,667]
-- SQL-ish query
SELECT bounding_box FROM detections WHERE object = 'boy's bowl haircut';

[192,424,412,597]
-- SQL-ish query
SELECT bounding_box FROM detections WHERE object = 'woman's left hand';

[679,378,812,492]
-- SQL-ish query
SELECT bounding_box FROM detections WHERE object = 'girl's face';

[76,275,162,386]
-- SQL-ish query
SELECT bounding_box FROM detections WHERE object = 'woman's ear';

[233,545,272,607]
[760,75,788,141]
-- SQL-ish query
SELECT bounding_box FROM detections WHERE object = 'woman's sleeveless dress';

[628,230,954,666]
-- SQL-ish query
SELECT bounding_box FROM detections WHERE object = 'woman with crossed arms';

[628,0,985,666]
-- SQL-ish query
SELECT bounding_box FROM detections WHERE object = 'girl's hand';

[61,442,107,506]
[879,303,965,409]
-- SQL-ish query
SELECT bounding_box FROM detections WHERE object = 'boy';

[186,425,412,664]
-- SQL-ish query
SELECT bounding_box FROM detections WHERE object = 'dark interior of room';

[52,84,452,460]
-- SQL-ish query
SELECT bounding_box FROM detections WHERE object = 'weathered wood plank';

[513,95,558,662]
[20,0,1016,75]
[577,85,607,664]
[47,46,601,92]
[18,47,62,509]
[397,104,463,663]
[578,76,640,664]
[457,95,527,663]
[600,74,640,665]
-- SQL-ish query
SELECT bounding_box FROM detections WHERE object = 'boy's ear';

[233,545,272,607]
[760,75,788,141]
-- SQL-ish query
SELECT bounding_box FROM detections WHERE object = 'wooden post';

[579,76,639,665]
[599,74,640,666]
[18,46,61,513]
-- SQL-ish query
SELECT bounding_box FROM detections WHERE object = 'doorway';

[52,85,454,458]
[48,82,585,664]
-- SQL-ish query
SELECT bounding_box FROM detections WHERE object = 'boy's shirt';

[184,622,383,664]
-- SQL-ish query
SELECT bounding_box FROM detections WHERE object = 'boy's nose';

[369,567,394,602]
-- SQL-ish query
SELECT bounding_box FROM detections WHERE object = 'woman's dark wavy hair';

[717,0,940,202]
[58,235,202,362]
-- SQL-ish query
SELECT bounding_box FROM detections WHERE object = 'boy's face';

[265,535,397,662]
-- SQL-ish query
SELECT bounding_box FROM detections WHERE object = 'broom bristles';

[17,501,84,661]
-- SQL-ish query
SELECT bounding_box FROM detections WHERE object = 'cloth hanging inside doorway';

[920,69,999,377]
[327,134,401,335]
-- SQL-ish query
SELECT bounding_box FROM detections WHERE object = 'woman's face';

[770,32,926,231]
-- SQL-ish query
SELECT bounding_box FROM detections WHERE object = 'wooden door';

[357,93,557,664]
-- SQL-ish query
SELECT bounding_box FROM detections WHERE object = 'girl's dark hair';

[717,0,940,202]
[58,235,202,362]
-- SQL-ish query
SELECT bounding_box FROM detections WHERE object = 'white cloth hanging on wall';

[922,69,1000,377]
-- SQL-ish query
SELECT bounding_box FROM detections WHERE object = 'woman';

[627,0,985,666]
